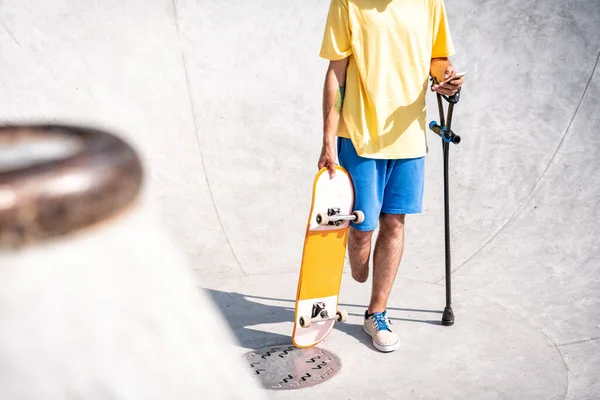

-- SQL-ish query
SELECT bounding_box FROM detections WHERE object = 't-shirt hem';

[355,151,427,160]
[336,135,427,160]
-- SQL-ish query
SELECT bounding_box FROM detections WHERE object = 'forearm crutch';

[428,78,461,326]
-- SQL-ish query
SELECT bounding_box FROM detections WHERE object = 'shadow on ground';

[204,288,443,350]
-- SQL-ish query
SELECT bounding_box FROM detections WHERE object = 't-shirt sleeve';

[431,0,456,58]
[319,0,352,60]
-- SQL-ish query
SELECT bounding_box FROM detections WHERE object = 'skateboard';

[291,165,364,348]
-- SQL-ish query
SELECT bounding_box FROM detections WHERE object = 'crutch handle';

[429,122,461,144]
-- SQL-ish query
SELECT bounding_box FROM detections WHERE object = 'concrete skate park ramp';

[1,0,599,399]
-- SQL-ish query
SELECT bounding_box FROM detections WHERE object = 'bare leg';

[347,228,374,283]
[368,213,405,314]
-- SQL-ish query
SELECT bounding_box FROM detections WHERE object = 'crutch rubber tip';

[441,306,454,326]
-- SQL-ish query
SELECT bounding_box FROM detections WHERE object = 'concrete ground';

[1,0,600,398]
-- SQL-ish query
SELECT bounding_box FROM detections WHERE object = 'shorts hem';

[350,222,378,232]
[381,207,422,215]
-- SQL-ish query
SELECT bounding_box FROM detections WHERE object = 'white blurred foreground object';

[0,125,263,399]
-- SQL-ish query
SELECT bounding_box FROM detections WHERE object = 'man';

[318,0,463,352]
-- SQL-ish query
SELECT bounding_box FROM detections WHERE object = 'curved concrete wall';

[2,0,599,398]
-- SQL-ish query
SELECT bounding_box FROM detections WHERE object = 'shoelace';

[372,312,392,332]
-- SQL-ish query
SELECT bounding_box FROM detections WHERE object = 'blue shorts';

[337,137,425,231]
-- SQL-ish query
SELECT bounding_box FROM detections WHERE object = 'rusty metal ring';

[0,124,144,248]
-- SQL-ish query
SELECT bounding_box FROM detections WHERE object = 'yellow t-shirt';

[320,0,455,159]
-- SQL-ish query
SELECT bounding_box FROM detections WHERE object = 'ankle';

[367,307,386,315]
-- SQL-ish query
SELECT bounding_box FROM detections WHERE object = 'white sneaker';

[363,310,400,352]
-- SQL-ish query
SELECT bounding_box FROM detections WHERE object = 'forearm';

[322,59,348,147]
[430,57,452,82]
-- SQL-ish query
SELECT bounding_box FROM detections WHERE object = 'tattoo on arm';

[334,86,345,112]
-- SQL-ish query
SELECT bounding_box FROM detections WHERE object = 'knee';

[349,228,374,246]
[379,213,405,235]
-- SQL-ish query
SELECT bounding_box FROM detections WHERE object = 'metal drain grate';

[243,345,341,390]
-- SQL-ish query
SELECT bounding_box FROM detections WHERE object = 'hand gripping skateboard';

[292,166,364,348]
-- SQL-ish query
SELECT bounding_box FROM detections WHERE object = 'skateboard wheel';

[353,211,365,224]
[336,310,348,323]
[316,213,329,226]
[299,315,312,328]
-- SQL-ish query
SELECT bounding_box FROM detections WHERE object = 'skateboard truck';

[316,208,365,227]
[299,302,348,328]
[311,302,328,318]
[429,76,461,327]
